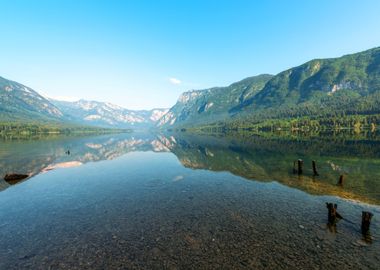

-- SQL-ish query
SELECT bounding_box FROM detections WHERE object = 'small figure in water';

[66,150,70,155]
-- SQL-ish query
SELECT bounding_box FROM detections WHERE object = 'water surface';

[0,132,379,269]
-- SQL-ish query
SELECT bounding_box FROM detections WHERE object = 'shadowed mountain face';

[2,132,380,204]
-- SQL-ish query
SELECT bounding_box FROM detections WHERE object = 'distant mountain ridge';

[51,99,168,129]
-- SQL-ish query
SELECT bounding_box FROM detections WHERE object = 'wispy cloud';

[169,77,181,85]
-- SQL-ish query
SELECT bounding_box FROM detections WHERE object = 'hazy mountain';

[157,74,273,127]
[0,76,63,122]
[51,99,168,129]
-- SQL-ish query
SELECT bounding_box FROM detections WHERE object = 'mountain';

[0,76,63,122]
[0,75,168,130]
[2,47,380,131]
[157,74,273,127]
[51,99,168,129]
[158,47,380,129]
[235,47,380,118]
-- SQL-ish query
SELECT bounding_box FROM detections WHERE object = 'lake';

[0,132,379,269]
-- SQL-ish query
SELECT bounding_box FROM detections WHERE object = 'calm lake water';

[0,132,379,269]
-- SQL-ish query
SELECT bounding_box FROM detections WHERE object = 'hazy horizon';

[1,0,380,110]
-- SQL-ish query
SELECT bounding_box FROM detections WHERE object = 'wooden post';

[326,203,337,224]
[312,160,319,176]
[297,159,303,175]
[338,175,344,186]
[326,203,342,224]
[361,211,373,235]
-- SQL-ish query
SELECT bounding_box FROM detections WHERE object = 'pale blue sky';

[1,0,380,109]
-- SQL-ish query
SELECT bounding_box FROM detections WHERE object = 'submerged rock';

[3,173,29,184]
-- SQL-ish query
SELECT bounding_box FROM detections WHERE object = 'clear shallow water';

[0,132,379,269]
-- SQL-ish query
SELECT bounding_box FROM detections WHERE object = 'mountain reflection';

[158,132,380,204]
[0,133,169,191]
[1,132,380,204]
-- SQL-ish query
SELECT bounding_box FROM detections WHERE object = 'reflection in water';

[1,131,380,204]
[0,132,379,269]
[158,132,380,204]
[43,161,83,172]
[0,133,169,191]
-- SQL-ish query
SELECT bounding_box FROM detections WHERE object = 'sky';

[1,0,380,110]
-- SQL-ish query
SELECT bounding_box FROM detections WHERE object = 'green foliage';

[0,121,130,136]
[191,114,380,133]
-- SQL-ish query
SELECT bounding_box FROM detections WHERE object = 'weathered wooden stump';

[326,203,342,224]
[4,173,29,185]
[361,211,373,235]
[338,175,344,186]
[312,160,319,176]
[297,159,303,175]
